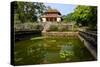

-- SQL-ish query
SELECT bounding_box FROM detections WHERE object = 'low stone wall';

[42,32,78,37]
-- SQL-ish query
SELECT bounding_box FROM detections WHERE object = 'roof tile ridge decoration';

[47,8,59,12]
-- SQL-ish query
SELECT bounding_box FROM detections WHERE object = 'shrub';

[14,23,43,31]
[58,25,67,32]
[48,24,58,31]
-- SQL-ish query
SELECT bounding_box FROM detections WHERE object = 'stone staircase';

[78,31,97,59]
[42,22,52,32]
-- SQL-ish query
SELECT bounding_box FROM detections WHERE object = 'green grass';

[14,36,94,65]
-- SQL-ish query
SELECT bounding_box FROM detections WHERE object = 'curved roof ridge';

[46,8,59,12]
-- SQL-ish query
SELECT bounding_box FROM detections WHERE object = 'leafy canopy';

[14,1,46,23]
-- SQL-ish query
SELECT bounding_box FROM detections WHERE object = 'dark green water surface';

[14,36,94,65]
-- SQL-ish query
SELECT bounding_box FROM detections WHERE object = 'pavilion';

[41,9,62,22]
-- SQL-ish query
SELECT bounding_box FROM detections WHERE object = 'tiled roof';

[46,9,59,12]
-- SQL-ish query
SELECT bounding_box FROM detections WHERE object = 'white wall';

[42,18,46,22]
[57,18,61,22]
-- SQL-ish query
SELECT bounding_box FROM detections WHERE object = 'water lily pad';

[59,45,74,59]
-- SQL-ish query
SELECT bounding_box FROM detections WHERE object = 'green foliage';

[72,5,97,29]
[58,25,68,32]
[48,24,58,31]
[14,1,46,23]
[47,24,74,32]
[63,13,74,22]
[14,23,43,31]
[60,45,74,59]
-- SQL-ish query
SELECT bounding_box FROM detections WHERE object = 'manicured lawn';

[14,36,94,65]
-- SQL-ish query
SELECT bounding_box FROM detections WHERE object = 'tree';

[63,13,74,22]
[72,5,97,29]
[14,1,46,23]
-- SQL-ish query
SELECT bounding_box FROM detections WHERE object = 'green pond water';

[14,36,94,65]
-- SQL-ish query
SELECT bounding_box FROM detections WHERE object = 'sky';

[45,3,77,15]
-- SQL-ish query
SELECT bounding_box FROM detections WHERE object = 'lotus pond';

[14,36,95,65]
